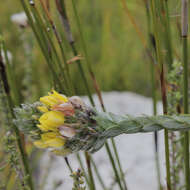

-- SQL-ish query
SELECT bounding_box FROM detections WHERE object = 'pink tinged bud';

[69,96,85,109]
[59,126,76,138]
[52,102,75,116]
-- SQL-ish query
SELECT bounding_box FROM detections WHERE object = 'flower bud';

[69,96,86,110]
[59,126,76,138]
[52,102,75,116]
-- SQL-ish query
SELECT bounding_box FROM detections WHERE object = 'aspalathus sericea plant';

[14,90,190,156]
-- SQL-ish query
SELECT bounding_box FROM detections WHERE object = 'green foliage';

[70,169,86,190]
[0,0,153,97]
[13,102,41,139]
[2,133,30,190]
[0,0,189,189]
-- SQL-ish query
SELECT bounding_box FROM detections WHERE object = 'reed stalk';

[181,1,190,189]
[20,0,65,92]
[91,159,107,190]
[76,153,90,187]
[85,152,96,190]
[144,2,162,189]
[0,42,34,190]
[38,0,74,95]
[29,3,69,92]
[54,1,126,189]
[150,0,171,189]
[162,0,173,69]
[1,41,21,105]
[20,0,76,179]
[70,1,127,189]
[33,1,98,187]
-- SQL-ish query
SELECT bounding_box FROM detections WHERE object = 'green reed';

[19,1,98,189]
[0,37,34,190]
[182,1,190,189]
[71,1,127,189]
[144,2,162,189]
[56,1,127,189]
[2,0,190,189]
[150,0,172,189]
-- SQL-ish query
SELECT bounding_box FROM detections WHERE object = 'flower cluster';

[14,90,98,155]
[14,90,190,156]
[34,90,71,149]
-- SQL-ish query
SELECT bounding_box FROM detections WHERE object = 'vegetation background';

[0,0,157,98]
[0,0,187,190]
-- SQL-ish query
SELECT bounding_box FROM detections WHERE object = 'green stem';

[144,2,162,189]
[70,2,127,189]
[85,152,96,190]
[91,159,107,190]
[70,43,95,106]
[39,0,74,95]
[29,3,69,92]
[64,157,73,173]
[105,143,124,190]
[150,0,171,189]
[0,48,34,190]
[182,0,190,189]
[158,0,173,70]
[1,41,21,105]
[20,0,65,92]
[111,139,128,190]
[76,153,90,187]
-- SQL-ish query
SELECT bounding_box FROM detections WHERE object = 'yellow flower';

[34,132,66,148]
[38,111,65,131]
[34,140,48,148]
[41,132,58,141]
[49,90,68,102]
[40,90,68,107]
[52,149,71,156]
[34,91,70,149]
[37,106,49,113]
[36,124,50,132]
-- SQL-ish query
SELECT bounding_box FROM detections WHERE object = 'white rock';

[40,91,166,190]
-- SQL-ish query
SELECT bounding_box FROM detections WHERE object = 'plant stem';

[70,2,127,189]
[91,159,107,190]
[111,140,128,190]
[105,143,124,190]
[1,41,21,105]
[39,0,74,95]
[162,0,173,69]
[76,153,90,187]
[150,0,171,189]
[20,0,66,92]
[85,152,96,190]
[145,1,162,189]
[0,47,34,190]
[182,0,190,189]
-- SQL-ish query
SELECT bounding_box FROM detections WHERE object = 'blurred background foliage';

[0,0,159,99]
[0,0,186,189]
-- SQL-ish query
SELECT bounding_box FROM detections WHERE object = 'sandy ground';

[40,91,167,190]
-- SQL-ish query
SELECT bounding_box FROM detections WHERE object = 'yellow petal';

[40,96,59,107]
[34,140,48,148]
[52,148,71,156]
[37,124,50,132]
[45,138,66,148]
[39,111,65,129]
[50,90,68,103]
[34,133,66,148]
[41,132,58,141]
[37,106,49,113]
